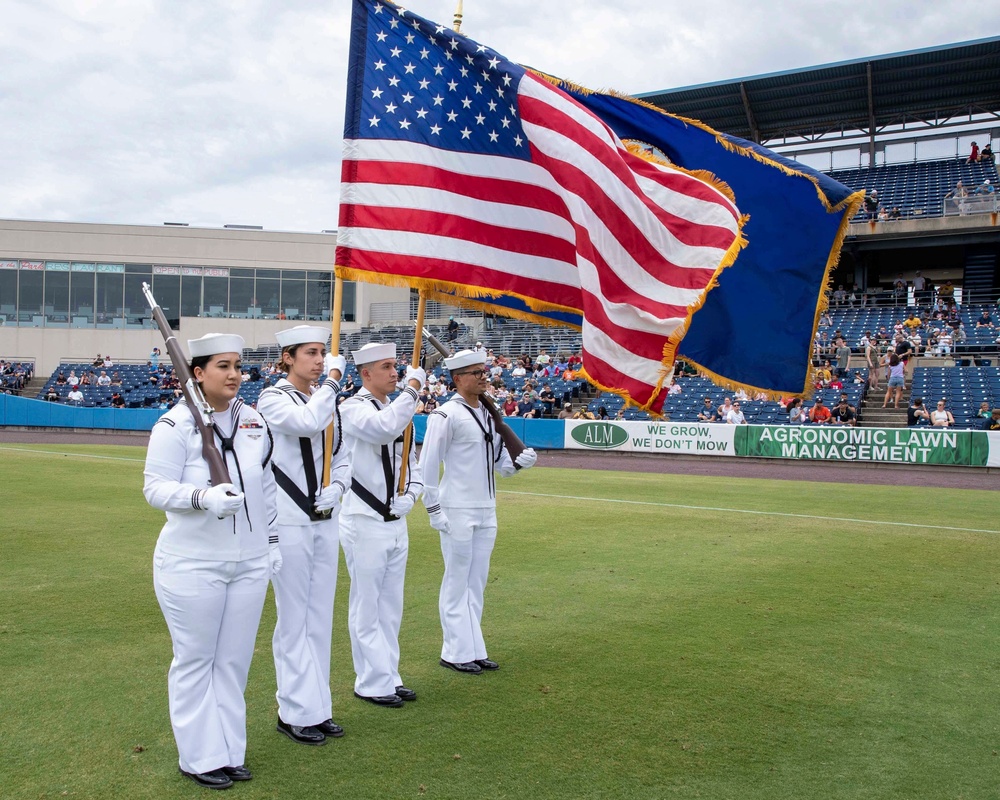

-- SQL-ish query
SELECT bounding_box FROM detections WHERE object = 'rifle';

[142,282,232,487]
[422,328,527,464]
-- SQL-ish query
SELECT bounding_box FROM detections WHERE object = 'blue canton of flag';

[349,2,529,159]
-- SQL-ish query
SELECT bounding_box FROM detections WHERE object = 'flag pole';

[396,291,426,495]
[322,276,344,486]
[453,0,463,32]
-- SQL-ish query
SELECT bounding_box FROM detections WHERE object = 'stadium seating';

[0,361,34,394]
[909,365,1000,428]
[823,303,1000,354]
[826,157,999,221]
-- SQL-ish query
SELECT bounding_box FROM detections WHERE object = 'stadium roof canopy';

[635,36,1000,145]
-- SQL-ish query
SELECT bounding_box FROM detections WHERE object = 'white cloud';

[0,0,996,231]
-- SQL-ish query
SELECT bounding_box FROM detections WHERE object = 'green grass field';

[1,443,998,799]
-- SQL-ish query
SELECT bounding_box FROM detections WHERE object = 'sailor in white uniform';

[256,325,350,746]
[339,342,425,707]
[419,349,537,674]
[144,333,281,790]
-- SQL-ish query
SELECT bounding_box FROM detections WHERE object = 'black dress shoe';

[276,717,327,745]
[221,765,252,781]
[315,719,345,737]
[475,658,500,671]
[354,691,404,707]
[178,767,233,790]
[394,685,417,701]
[440,658,483,674]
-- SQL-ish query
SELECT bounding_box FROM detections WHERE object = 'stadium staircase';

[859,389,909,428]
[963,249,997,306]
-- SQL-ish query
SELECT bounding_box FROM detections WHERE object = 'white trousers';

[339,514,408,697]
[439,506,497,664]
[271,520,339,726]
[153,547,269,774]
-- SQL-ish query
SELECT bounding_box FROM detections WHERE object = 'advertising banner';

[736,425,985,466]
[563,420,737,455]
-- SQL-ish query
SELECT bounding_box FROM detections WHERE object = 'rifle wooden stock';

[142,283,232,488]
[422,329,527,463]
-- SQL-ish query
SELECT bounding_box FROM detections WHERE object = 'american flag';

[336,0,744,412]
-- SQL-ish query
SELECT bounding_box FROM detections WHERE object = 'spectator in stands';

[877,207,889,222]
[501,395,518,416]
[816,360,833,387]
[596,405,609,420]
[111,371,122,386]
[882,352,905,409]
[150,347,161,367]
[973,179,994,195]
[980,143,994,164]
[67,386,84,405]
[894,334,914,370]
[968,141,980,163]
[903,313,922,332]
[944,180,968,215]
[787,397,805,424]
[725,402,746,425]
[421,392,438,415]
[538,384,556,417]
[976,309,994,329]
[79,370,92,387]
[935,327,954,356]
[834,338,851,378]
[865,337,882,390]
[511,363,526,379]
[838,392,857,414]
[65,369,79,387]
[614,409,625,421]
[819,310,833,327]
[96,370,111,387]
[697,397,717,422]
[557,403,573,420]
[830,399,856,427]
[981,409,1000,431]
[103,355,113,368]
[976,401,992,421]
[888,207,902,220]
[717,397,733,420]
[45,386,59,402]
[515,393,537,419]
[832,285,847,307]
[864,189,879,220]
[930,400,954,428]
[572,407,596,420]
[893,274,907,305]
[55,372,67,385]
[92,353,104,367]
[809,399,832,424]
[907,397,930,427]
[111,392,125,408]
[447,316,459,342]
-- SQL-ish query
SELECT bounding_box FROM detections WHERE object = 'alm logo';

[570,422,629,449]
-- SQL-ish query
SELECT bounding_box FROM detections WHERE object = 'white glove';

[324,354,346,379]
[405,366,426,388]
[315,483,344,515]
[202,483,244,517]
[515,448,538,470]
[389,493,415,518]
[428,508,451,535]
[269,542,283,575]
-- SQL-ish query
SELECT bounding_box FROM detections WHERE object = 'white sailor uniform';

[144,398,277,775]
[256,375,350,727]
[419,397,516,664]
[339,385,423,697]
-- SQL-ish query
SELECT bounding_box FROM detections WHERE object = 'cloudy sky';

[1,0,997,232]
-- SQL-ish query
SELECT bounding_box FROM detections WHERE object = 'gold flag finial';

[453,0,463,32]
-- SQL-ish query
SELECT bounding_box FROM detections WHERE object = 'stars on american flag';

[362,1,528,158]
